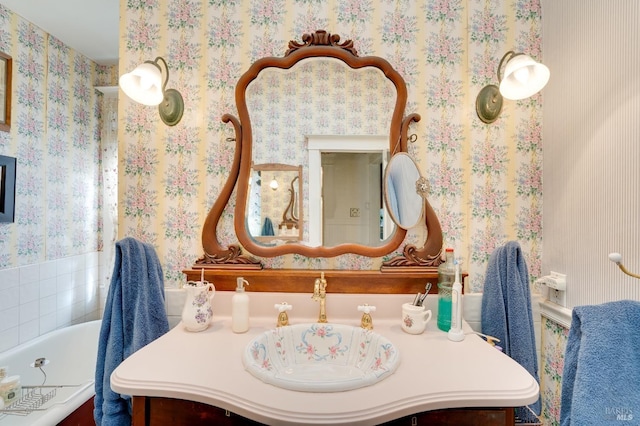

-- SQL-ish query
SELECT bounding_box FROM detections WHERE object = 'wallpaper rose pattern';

[120,3,552,420]
[0,5,117,268]
[0,0,557,421]
[120,0,543,287]
[541,317,569,426]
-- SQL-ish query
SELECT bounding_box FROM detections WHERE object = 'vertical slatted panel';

[542,0,640,307]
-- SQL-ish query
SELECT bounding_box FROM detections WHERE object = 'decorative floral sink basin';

[243,323,400,392]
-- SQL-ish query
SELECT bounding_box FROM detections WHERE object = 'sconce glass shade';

[119,57,184,126]
[119,62,164,106]
[499,54,550,100]
[476,51,550,123]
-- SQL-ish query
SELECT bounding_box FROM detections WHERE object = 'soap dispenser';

[232,277,250,333]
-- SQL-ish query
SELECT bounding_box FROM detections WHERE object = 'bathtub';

[0,320,100,426]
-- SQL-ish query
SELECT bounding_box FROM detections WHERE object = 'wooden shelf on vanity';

[182,267,453,294]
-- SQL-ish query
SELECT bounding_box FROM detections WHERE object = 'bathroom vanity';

[111,292,538,426]
[111,31,539,424]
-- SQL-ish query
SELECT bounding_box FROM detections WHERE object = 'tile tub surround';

[0,252,102,352]
[113,291,539,425]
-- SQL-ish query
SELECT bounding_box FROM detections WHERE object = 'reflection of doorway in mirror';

[322,152,382,246]
[307,135,393,247]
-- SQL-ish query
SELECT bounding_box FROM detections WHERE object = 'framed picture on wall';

[0,155,16,223]
[0,51,11,132]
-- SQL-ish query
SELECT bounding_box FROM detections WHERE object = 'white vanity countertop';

[111,292,539,425]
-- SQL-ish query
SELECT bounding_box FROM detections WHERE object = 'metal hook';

[609,253,640,279]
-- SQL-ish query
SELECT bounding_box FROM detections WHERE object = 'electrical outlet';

[548,271,567,307]
[350,208,360,217]
[549,288,566,307]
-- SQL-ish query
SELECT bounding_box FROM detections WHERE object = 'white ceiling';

[0,0,119,65]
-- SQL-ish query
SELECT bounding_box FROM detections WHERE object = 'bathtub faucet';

[312,272,328,323]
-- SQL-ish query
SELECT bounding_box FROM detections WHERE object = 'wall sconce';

[475,51,550,124]
[119,56,184,126]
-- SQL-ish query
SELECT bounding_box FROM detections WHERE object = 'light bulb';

[270,178,278,190]
[513,66,530,85]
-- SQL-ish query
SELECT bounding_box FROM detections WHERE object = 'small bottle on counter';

[437,248,455,331]
[232,277,250,333]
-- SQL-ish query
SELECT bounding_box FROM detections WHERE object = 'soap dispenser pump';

[232,277,250,333]
[447,262,465,342]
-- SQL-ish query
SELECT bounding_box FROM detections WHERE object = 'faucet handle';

[275,302,292,327]
[358,304,376,330]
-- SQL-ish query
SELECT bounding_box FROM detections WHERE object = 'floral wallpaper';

[0,5,117,269]
[120,0,544,289]
[540,317,569,426]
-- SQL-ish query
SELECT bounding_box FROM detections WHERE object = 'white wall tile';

[19,300,39,324]
[0,327,19,352]
[39,260,57,280]
[86,252,100,269]
[56,272,74,292]
[20,281,40,304]
[39,312,57,334]
[19,319,39,344]
[57,289,74,309]
[56,305,72,328]
[56,257,76,276]
[0,251,102,352]
[0,306,19,332]
[19,264,40,284]
[0,268,19,291]
[165,288,186,316]
[0,287,19,311]
[71,300,85,321]
[40,294,57,316]
[40,277,57,298]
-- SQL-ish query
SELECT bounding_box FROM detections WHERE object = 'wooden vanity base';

[132,396,515,426]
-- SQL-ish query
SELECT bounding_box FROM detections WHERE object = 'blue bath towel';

[481,241,541,422]
[560,300,640,425]
[94,237,170,426]
[261,217,275,236]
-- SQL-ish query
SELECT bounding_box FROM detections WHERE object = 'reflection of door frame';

[307,135,389,247]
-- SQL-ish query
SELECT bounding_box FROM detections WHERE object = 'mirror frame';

[196,30,442,269]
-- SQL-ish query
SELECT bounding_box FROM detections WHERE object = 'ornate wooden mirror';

[191,31,443,293]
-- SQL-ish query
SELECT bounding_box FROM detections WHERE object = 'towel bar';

[608,252,640,279]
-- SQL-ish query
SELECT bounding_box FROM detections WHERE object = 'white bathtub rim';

[0,320,100,426]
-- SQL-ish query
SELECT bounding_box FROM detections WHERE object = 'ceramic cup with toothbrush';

[401,303,432,334]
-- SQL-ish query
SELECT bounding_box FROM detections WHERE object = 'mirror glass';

[384,152,425,229]
[244,57,397,249]
[247,163,302,244]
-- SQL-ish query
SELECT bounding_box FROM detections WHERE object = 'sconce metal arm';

[496,51,517,81]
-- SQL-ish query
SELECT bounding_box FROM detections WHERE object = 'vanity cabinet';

[132,396,516,426]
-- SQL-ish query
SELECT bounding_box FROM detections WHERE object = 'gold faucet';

[312,272,328,323]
